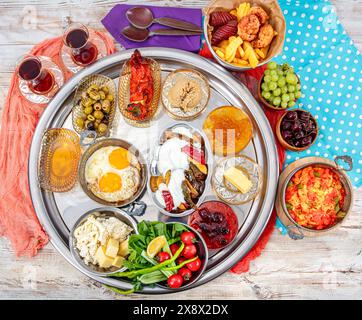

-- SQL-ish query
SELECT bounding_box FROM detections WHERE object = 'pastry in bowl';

[203,106,253,156]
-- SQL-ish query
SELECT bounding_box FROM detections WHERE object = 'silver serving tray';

[28,48,279,294]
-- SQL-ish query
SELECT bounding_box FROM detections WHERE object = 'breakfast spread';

[208,2,278,68]
[33,2,354,293]
[150,125,208,214]
[285,166,346,230]
[84,146,141,203]
[162,69,210,120]
[203,106,253,156]
[73,213,133,269]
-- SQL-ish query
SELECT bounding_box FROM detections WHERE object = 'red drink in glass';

[18,56,55,95]
[64,24,98,66]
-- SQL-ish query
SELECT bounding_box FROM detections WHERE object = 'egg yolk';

[109,147,130,170]
[99,172,122,193]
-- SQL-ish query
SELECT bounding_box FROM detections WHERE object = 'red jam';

[188,201,238,249]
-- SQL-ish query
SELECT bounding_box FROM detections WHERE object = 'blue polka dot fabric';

[275,0,362,187]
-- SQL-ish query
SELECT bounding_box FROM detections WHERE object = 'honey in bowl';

[39,128,81,192]
[203,106,253,156]
[51,142,77,178]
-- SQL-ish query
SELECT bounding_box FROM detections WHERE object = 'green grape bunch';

[260,61,302,109]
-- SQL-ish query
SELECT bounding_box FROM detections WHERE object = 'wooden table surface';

[0,0,361,300]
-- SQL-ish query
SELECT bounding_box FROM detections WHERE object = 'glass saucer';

[18,56,64,104]
[61,30,107,74]
[212,155,262,205]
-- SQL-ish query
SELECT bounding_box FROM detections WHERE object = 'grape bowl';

[258,62,302,110]
[276,109,318,151]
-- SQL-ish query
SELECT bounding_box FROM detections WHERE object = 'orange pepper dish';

[285,166,346,230]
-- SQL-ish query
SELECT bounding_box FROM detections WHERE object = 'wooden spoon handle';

[151,28,202,36]
[154,17,202,32]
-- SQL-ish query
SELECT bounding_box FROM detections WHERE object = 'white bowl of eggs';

[78,138,147,207]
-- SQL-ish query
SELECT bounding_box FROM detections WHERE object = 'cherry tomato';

[180,231,196,245]
[170,243,179,256]
[176,257,186,265]
[182,244,197,259]
[167,274,183,288]
[186,258,201,272]
[178,267,192,281]
[156,251,171,263]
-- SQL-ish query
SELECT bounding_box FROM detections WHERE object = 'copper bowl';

[276,156,354,238]
[276,109,318,152]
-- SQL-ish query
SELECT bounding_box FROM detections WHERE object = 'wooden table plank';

[0,0,361,299]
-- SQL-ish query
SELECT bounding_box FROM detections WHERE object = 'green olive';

[94,110,104,120]
[93,102,102,111]
[98,123,108,134]
[87,114,95,121]
[75,118,84,128]
[101,86,109,94]
[99,91,106,100]
[88,90,100,101]
[82,97,94,108]
[87,84,99,92]
[106,94,114,102]
[101,99,111,110]
[83,106,93,115]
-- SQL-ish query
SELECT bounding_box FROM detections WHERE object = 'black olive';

[86,121,95,131]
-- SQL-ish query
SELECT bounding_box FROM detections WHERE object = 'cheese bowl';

[69,207,138,277]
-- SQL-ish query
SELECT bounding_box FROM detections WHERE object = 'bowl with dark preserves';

[188,200,238,249]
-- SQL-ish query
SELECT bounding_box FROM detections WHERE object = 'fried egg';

[85,146,141,202]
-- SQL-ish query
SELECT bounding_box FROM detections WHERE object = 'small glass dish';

[118,53,161,127]
[212,155,262,205]
[161,69,210,121]
[38,128,81,192]
[72,74,116,138]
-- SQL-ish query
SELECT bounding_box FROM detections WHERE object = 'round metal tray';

[28,48,279,294]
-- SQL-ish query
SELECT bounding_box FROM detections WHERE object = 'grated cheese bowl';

[69,207,138,277]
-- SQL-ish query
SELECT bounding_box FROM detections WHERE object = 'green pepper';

[297,183,303,190]
[313,171,321,178]
[111,242,185,279]
[161,257,198,272]
[138,270,167,284]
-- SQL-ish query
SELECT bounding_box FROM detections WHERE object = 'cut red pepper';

[181,145,205,165]
[162,190,174,212]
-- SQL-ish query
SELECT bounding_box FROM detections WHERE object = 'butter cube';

[118,239,129,257]
[105,238,119,258]
[224,167,252,194]
[112,256,125,268]
[95,246,113,268]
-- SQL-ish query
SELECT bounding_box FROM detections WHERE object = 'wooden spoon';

[126,7,202,32]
